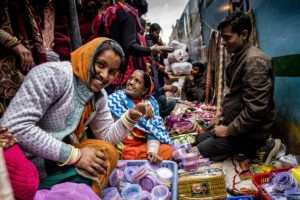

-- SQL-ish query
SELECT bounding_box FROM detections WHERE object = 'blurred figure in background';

[181,61,206,103]
[0,0,49,117]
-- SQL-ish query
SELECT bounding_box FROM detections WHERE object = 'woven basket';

[178,169,227,200]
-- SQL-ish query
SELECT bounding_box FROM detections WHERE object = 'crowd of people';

[0,0,279,199]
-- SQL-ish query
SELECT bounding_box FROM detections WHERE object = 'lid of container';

[151,185,170,200]
[121,184,142,199]
[139,190,152,200]
[102,190,122,200]
[182,143,192,150]
[139,174,158,192]
[157,167,173,180]
[116,160,127,170]
[182,159,199,166]
[172,143,185,150]
[109,169,124,187]
[101,187,119,199]
[145,162,158,172]
[181,152,199,159]
[133,164,149,181]
[124,166,139,183]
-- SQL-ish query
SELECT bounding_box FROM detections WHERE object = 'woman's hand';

[158,65,165,72]
[164,85,178,93]
[150,44,162,54]
[129,102,154,121]
[74,147,107,177]
[11,43,35,71]
[147,152,162,164]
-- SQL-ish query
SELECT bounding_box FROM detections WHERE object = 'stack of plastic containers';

[102,160,178,200]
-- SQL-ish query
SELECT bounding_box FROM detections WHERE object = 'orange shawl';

[70,37,110,142]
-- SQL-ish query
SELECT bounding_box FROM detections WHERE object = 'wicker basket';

[178,168,227,200]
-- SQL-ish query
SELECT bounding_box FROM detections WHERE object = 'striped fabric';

[108,90,173,145]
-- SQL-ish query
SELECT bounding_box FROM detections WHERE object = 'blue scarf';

[108,90,173,145]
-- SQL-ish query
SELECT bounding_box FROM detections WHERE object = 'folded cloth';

[34,182,101,200]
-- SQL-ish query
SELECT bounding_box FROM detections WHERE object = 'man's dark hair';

[217,11,252,40]
[125,0,148,16]
[149,23,162,33]
[192,61,205,73]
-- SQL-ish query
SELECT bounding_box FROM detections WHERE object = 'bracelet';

[121,111,137,130]
[58,145,81,166]
[73,150,82,165]
[0,30,20,49]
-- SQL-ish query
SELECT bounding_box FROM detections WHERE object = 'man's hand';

[74,147,107,177]
[212,125,229,137]
[207,113,222,129]
[187,75,194,82]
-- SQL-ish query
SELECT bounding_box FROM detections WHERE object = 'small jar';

[121,184,142,200]
[145,162,158,172]
[172,143,185,150]
[172,148,187,161]
[178,161,184,169]
[101,187,121,200]
[139,174,158,192]
[139,190,152,200]
[156,167,173,188]
[102,190,122,200]
[132,164,149,181]
[109,168,124,187]
[151,185,170,200]
[198,158,210,167]
[124,166,139,183]
[182,143,192,151]
[181,152,199,162]
[116,160,127,171]
[183,160,199,171]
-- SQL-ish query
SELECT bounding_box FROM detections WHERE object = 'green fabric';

[171,133,196,145]
[39,166,92,190]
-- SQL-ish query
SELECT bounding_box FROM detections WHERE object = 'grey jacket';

[0,61,130,177]
[222,42,276,140]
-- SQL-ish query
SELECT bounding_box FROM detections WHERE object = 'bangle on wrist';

[58,146,81,166]
[121,112,136,130]
[73,150,82,165]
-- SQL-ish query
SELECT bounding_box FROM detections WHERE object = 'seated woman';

[0,38,153,196]
[108,70,174,163]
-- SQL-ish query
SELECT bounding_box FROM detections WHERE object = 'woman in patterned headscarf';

[0,37,154,195]
[108,70,174,163]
